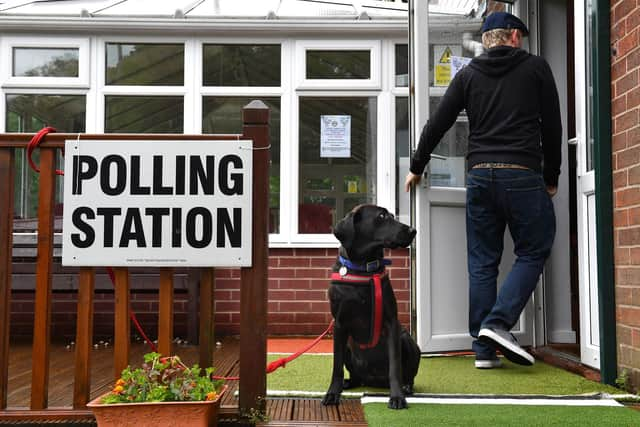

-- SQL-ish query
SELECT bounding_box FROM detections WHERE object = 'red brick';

[279,278,311,290]
[614,170,629,189]
[280,301,313,312]
[310,279,329,290]
[215,278,240,289]
[613,94,628,116]
[613,20,628,41]
[630,247,640,264]
[268,312,295,323]
[627,6,640,33]
[615,109,639,133]
[613,132,627,153]
[617,286,634,305]
[631,207,640,224]
[279,257,311,268]
[294,248,329,257]
[310,257,335,267]
[295,268,330,279]
[619,227,640,245]
[295,290,327,301]
[295,312,329,324]
[270,268,296,279]
[614,0,637,24]
[215,301,240,312]
[618,145,640,169]
[633,329,640,347]
[627,46,640,70]
[617,266,640,285]
[618,306,640,328]
[617,29,640,58]
[629,164,640,184]
[612,58,627,81]
[616,247,631,264]
[271,248,295,257]
[616,187,640,207]
[269,290,294,300]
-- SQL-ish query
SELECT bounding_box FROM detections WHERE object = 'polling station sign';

[62,140,252,267]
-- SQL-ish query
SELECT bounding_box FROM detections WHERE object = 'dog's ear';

[333,211,356,250]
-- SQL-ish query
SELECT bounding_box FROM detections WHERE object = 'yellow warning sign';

[435,64,451,87]
[438,46,453,64]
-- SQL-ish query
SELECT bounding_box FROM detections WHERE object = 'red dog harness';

[330,270,387,349]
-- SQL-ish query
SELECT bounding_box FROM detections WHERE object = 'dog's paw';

[387,396,408,410]
[322,392,341,406]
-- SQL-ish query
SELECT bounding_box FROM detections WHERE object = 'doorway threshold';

[531,346,600,382]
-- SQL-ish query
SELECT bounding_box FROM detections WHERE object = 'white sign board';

[320,115,351,158]
[62,140,252,267]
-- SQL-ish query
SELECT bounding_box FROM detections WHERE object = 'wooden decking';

[2,338,366,425]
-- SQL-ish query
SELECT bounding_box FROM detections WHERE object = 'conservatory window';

[6,94,86,223]
[296,40,381,89]
[106,43,184,86]
[1,37,90,87]
[298,97,377,234]
[202,97,281,233]
[202,44,280,86]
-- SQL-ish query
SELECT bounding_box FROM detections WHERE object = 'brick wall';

[611,0,640,393]
[10,248,411,343]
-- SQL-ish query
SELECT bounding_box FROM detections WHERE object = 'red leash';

[212,319,335,381]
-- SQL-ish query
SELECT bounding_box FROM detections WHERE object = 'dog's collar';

[338,256,391,274]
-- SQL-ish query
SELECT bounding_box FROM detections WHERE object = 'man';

[405,12,561,368]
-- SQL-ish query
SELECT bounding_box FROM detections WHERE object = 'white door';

[574,0,600,369]
[411,2,534,352]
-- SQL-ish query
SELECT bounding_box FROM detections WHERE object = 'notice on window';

[451,56,472,80]
[434,45,462,87]
[320,115,351,158]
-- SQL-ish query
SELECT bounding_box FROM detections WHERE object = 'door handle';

[568,138,578,146]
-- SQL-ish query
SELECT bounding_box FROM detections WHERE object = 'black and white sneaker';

[478,328,535,366]
[474,356,502,369]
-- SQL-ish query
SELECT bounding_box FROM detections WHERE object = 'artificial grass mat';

[266,354,623,396]
[363,403,640,426]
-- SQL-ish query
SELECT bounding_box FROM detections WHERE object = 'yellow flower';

[113,385,124,394]
[115,379,126,387]
[205,391,217,401]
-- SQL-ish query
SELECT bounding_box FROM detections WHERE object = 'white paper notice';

[320,115,351,158]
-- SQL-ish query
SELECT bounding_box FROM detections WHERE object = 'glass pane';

[202,97,281,234]
[586,0,594,171]
[6,94,85,224]
[203,45,280,86]
[395,44,408,87]
[13,47,79,77]
[298,97,376,234]
[395,97,410,222]
[105,96,183,133]
[306,50,370,79]
[428,96,468,188]
[106,43,184,85]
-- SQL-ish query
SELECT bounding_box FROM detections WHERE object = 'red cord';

[25,127,157,353]
[212,319,335,381]
[105,267,158,352]
[27,127,64,175]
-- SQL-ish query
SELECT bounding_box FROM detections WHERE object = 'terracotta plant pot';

[87,384,227,427]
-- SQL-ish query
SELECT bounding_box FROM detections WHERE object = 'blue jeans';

[466,168,556,358]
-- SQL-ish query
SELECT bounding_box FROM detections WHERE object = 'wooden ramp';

[3,338,367,425]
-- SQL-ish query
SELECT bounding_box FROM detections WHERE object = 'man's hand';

[405,172,422,192]
[547,186,557,197]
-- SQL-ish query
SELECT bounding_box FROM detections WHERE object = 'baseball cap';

[481,11,529,36]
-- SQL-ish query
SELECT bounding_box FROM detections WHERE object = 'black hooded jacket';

[410,46,562,187]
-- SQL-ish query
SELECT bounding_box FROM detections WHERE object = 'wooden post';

[198,268,215,369]
[239,100,270,414]
[73,267,95,408]
[30,148,56,410]
[113,268,130,379]
[158,268,174,356]
[0,148,14,410]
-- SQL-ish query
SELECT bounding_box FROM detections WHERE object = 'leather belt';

[472,162,531,170]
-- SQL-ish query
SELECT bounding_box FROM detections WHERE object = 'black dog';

[322,205,421,409]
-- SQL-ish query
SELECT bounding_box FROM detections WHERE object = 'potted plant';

[87,352,227,427]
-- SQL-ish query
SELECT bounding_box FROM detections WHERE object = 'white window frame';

[390,40,410,224]
[197,38,288,242]
[295,40,382,90]
[1,36,90,88]
[96,36,191,133]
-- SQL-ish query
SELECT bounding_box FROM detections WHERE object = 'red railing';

[0,101,270,421]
